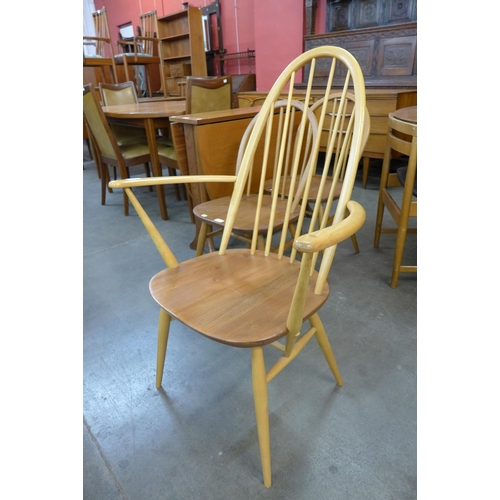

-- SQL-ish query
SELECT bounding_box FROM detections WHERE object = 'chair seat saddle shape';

[108,45,368,488]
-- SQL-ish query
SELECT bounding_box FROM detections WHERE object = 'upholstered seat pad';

[150,250,329,347]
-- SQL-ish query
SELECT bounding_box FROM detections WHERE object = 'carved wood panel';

[304,22,417,87]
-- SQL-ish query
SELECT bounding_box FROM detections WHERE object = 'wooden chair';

[83,7,117,84]
[185,76,233,114]
[83,83,153,213]
[114,10,161,97]
[374,111,417,287]
[99,82,148,145]
[193,99,319,255]
[108,46,367,488]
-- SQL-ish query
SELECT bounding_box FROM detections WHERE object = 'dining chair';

[185,76,233,114]
[114,10,162,97]
[108,45,367,488]
[373,111,417,287]
[83,83,153,214]
[83,7,117,84]
[99,82,148,145]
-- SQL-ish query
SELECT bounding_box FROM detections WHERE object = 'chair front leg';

[252,347,272,488]
[156,308,172,388]
[310,313,343,386]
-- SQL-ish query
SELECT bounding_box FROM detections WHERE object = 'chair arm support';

[109,175,237,190]
[293,201,366,253]
[83,36,111,43]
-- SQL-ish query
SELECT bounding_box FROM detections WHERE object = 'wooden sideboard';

[238,88,416,188]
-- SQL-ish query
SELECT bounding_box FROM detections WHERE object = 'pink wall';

[94,0,322,91]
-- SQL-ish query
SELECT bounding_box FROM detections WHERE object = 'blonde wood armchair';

[108,46,367,488]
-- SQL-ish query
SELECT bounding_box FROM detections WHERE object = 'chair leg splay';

[156,309,171,389]
[252,347,272,488]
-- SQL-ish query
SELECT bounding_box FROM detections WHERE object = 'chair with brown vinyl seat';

[108,46,367,488]
[83,7,117,84]
[374,109,417,287]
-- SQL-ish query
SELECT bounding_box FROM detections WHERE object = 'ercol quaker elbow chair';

[114,10,162,97]
[194,92,370,256]
[108,46,367,488]
[83,7,117,84]
[193,99,320,256]
[374,110,417,287]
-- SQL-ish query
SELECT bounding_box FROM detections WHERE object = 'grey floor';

[83,143,417,500]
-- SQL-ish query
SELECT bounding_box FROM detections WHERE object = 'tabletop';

[102,100,186,119]
[392,105,417,124]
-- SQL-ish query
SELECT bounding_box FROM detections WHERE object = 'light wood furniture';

[83,7,117,84]
[374,106,417,287]
[83,84,152,212]
[238,88,416,187]
[114,10,162,98]
[102,99,186,220]
[157,7,208,97]
[193,100,318,255]
[108,45,368,488]
[263,92,372,254]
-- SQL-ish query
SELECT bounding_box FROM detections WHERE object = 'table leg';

[145,118,169,220]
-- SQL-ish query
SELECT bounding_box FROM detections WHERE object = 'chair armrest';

[293,201,366,253]
[83,36,111,43]
[133,36,159,42]
[109,175,237,190]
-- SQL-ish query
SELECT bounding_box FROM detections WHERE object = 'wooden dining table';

[102,99,186,220]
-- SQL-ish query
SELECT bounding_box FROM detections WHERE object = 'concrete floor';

[83,144,417,500]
